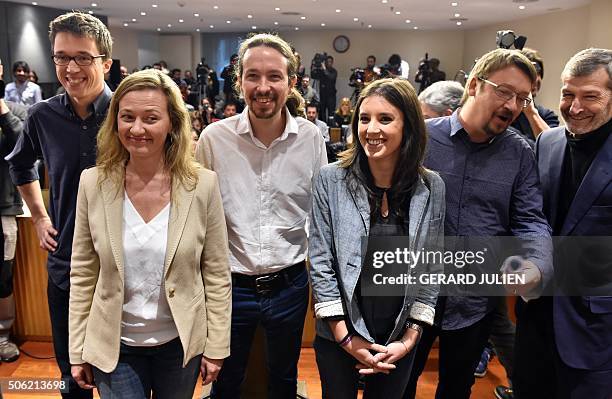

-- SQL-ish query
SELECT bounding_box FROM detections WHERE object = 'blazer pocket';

[587,296,612,314]
[188,288,205,308]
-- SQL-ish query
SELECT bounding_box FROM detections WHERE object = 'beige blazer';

[69,166,231,373]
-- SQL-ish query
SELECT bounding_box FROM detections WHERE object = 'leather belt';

[231,261,306,296]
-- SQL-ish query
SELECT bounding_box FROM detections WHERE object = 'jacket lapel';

[101,178,126,282]
[163,179,196,278]
[408,177,429,251]
[349,182,370,236]
[544,131,566,227]
[561,132,612,235]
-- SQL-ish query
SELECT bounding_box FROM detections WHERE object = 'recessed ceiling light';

[321,22,326,26]
[251,26,257,29]
[519,5,526,9]
[179,19,184,23]
[88,10,94,14]
[413,26,419,29]
[335,9,341,13]
[454,13,460,17]
[295,27,299,30]
[209,24,214,28]
[167,23,172,27]
[247,14,253,18]
[196,28,200,32]
[405,19,411,23]
[213,5,219,9]
[368,24,372,28]
[456,21,462,25]
[353,17,359,21]
[91,2,97,7]
[157,27,161,31]
[31,1,37,4]
[274,21,279,25]
[131,18,137,22]
[395,11,401,15]
[141,11,147,16]
[152,4,158,8]
[194,13,199,17]
[382,0,388,3]
[275,7,280,11]
[451,2,458,6]
[300,16,306,20]
[226,20,231,23]
[123,23,128,27]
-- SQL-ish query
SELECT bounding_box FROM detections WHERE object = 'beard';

[248,96,284,120]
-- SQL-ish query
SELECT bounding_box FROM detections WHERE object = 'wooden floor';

[0,342,507,398]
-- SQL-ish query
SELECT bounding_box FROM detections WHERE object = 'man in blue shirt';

[403,48,552,399]
[7,12,112,398]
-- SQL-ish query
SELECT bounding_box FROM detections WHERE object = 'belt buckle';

[254,274,277,296]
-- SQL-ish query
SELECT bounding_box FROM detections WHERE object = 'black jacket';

[0,101,26,216]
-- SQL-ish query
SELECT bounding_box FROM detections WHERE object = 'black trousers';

[314,335,417,399]
[514,297,612,399]
[319,93,336,123]
[47,278,93,399]
[403,312,494,399]
[489,296,516,383]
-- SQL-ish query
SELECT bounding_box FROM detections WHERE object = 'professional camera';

[348,68,365,88]
[496,30,527,50]
[196,58,211,84]
[415,52,432,93]
[310,52,328,79]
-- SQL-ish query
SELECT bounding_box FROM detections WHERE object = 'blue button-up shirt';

[425,111,552,330]
[6,85,112,290]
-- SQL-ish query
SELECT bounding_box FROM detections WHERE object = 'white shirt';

[120,194,178,346]
[400,60,410,79]
[5,81,42,108]
[198,107,327,275]
[311,119,330,142]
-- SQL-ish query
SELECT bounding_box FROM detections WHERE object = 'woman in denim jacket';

[309,78,445,399]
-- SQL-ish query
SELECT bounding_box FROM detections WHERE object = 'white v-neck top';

[120,193,178,346]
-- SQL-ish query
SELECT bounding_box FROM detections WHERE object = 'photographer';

[314,55,337,122]
[221,54,238,104]
[415,57,446,93]
[386,54,409,79]
[300,75,319,104]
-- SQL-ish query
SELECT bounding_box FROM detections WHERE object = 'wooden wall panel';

[13,218,52,341]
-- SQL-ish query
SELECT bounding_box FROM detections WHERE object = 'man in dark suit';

[514,48,612,398]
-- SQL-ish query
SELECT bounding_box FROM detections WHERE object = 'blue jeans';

[211,267,309,399]
[93,338,201,399]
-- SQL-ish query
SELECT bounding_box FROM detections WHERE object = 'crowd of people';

[0,9,610,399]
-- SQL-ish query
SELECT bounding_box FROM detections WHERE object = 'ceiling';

[12,0,591,33]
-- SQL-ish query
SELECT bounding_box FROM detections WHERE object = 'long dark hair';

[338,78,428,222]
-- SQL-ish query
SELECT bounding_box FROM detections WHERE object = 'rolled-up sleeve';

[308,169,345,319]
[6,110,41,186]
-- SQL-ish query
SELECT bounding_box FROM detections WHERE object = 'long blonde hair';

[96,69,199,191]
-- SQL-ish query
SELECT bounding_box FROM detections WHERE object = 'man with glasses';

[7,11,112,399]
[403,48,552,399]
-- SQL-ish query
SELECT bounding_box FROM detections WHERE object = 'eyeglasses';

[51,54,106,66]
[478,77,532,108]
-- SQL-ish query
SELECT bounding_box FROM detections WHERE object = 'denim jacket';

[308,163,446,344]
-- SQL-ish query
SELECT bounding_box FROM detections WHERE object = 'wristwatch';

[406,322,423,336]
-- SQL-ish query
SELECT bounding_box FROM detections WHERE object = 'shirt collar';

[449,108,465,137]
[60,83,112,118]
[236,106,299,140]
[448,108,500,145]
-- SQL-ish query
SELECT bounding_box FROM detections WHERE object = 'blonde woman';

[69,69,231,398]
[333,97,353,127]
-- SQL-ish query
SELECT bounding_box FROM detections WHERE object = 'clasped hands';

[343,329,419,375]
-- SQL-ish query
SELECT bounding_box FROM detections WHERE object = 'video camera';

[196,58,211,84]
[349,68,365,88]
[310,52,328,79]
[496,30,527,50]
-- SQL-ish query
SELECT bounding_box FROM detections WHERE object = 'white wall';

[110,27,139,71]
[282,29,465,102]
[138,33,160,69]
[159,34,193,73]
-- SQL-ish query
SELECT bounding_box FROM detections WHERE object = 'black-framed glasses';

[51,54,106,66]
[478,77,532,108]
